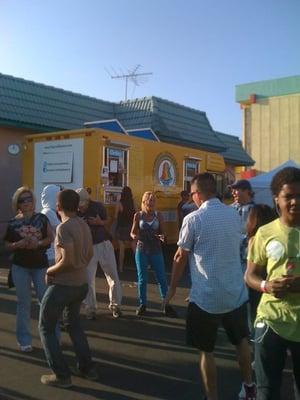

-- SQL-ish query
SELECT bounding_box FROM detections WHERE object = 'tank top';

[137,211,162,254]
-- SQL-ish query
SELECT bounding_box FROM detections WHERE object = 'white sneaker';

[20,345,33,352]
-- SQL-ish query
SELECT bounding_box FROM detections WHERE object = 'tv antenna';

[106,64,153,101]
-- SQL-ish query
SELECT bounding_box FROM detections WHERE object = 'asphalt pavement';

[0,252,296,400]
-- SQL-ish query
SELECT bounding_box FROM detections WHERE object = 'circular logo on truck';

[154,153,177,187]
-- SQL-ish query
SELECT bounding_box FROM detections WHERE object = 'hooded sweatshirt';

[41,184,61,262]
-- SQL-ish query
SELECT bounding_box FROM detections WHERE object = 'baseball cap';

[229,179,252,191]
[75,188,90,207]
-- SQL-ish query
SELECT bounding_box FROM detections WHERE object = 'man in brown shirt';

[39,189,97,388]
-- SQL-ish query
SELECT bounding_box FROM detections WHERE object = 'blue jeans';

[11,264,47,347]
[135,249,168,306]
[254,324,300,400]
[39,283,92,379]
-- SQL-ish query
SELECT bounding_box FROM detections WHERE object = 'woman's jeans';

[254,323,300,400]
[39,283,92,379]
[135,249,168,306]
[11,264,47,347]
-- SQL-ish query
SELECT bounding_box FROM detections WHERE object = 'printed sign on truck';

[34,138,84,210]
[42,151,73,183]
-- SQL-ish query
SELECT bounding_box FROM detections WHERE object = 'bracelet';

[260,280,268,293]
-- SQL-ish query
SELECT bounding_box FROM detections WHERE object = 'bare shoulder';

[132,211,141,223]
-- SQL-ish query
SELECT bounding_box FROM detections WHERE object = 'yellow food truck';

[23,123,225,243]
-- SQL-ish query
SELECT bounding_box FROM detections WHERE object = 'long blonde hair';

[141,191,156,212]
[12,186,36,214]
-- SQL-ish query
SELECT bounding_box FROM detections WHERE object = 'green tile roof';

[216,131,254,166]
[236,75,300,103]
[0,72,253,164]
[0,72,114,131]
[116,97,226,152]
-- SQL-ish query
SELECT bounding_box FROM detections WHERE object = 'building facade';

[236,75,300,173]
[0,72,252,238]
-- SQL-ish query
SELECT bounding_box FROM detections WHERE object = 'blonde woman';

[4,186,53,352]
[131,191,177,317]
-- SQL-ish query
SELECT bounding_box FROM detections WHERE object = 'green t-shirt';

[248,218,300,342]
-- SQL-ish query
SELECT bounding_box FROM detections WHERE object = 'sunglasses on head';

[18,196,33,204]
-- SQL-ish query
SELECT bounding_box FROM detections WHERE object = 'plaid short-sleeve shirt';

[178,198,248,314]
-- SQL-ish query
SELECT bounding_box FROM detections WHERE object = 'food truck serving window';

[104,147,128,187]
[184,159,200,191]
[103,147,128,204]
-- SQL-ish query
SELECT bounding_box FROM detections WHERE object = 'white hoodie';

[41,184,61,263]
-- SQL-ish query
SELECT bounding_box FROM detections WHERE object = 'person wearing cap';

[230,179,255,233]
[76,188,122,319]
[230,179,255,271]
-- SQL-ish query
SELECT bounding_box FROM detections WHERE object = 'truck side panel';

[23,128,225,244]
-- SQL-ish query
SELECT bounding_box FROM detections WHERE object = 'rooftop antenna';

[106,64,153,101]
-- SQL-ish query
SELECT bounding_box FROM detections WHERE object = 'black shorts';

[186,302,249,352]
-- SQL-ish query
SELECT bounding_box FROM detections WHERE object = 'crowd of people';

[2,168,300,399]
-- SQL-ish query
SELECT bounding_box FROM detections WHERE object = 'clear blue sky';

[1,0,299,137]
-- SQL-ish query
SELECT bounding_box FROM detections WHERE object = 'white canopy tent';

[249,160,300,206]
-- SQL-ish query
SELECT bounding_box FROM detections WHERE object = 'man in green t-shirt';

[246,167,300,400]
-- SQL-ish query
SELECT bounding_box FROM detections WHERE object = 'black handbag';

[7,269,14,289]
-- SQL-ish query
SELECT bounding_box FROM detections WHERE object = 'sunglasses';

[18,196,33,204]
